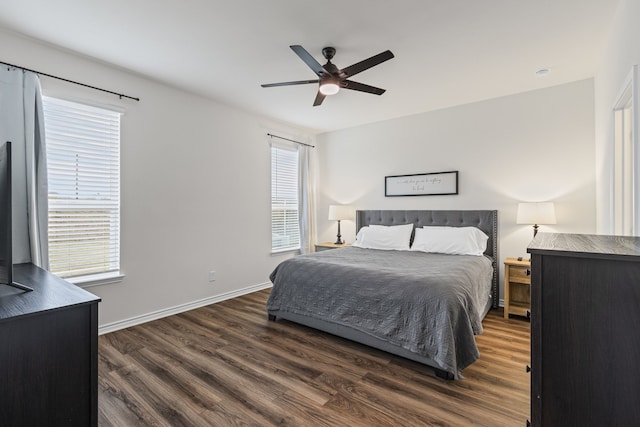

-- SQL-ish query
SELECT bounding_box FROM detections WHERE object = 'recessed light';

[535,68,551,77]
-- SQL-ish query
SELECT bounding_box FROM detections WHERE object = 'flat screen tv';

[0,141,32,292]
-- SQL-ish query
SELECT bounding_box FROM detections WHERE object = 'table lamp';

[328,205,354,244]
[517,202,556,237]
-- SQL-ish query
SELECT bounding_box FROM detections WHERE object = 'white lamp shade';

[328,205,355,221]
[516,202,557,225]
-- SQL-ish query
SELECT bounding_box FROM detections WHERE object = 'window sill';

[66,271,125,288]
[271,248,301,255]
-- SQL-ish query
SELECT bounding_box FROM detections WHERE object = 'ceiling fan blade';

[313,91,326,106]
[340,50,394,78]
[290,45,331,77]
[261,79,319,88]
[342,80,386,95]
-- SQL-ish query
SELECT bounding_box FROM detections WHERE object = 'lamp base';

[335,220,343,244]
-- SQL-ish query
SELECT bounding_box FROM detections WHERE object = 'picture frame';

[385,171,458,197]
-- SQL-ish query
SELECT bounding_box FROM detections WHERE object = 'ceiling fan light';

[319,82,340,95]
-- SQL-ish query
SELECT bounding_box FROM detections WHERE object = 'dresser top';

[527,233,640,260]
[0,263,100,321]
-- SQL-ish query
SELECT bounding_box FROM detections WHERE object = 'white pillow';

[410,226,488,256]
[353,226,369,246]
[352,223,413,251]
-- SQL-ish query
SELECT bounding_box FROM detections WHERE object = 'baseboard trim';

[98,282,273,335]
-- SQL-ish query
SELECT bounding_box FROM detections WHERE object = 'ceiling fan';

[261,45,394,106]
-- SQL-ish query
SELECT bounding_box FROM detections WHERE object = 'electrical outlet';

[208,271,216,282]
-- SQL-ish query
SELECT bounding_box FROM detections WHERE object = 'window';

[43,97,121,280]
[612,66,638,236]
[271,143,300,252]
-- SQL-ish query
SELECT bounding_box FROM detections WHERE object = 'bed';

[266,210,498,379]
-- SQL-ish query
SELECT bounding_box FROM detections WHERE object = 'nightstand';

[504,258,531,319]
[315,242,351,252]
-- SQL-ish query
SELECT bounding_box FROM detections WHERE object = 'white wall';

[0,29,311,329]
[316,79,596,301]
[1,16,606,322]
[594,0,640,233]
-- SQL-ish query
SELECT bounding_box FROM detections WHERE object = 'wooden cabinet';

[0,263,101,426]
[314,242,351,252]
[528,233,640,427]
[503,258,530,319]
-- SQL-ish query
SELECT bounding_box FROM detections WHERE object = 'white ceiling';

[0,0,619,133]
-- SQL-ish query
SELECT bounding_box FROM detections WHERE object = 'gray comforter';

[266,247,493,377]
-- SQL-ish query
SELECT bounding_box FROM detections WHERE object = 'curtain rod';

[1,60,140,102]
[267,133,315,148]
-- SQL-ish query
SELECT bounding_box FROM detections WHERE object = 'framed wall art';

[385,171,458,197]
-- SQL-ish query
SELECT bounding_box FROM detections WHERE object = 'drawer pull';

[525,269,531,276]
[526,310,531,319]
[526,365,531,373]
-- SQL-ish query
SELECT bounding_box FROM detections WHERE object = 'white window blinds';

[271,143,300,252]
[43,97,121,279]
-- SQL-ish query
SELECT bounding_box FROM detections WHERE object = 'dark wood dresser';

[527,233,640,427]
[0,263,101,426]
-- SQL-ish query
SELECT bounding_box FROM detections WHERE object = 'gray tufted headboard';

[356,209,499,308]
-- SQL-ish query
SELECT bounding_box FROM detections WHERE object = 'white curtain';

[0,67,49,269]
[298,144,316,254]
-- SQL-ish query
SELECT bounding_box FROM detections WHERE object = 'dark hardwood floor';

[98,289,530,426]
